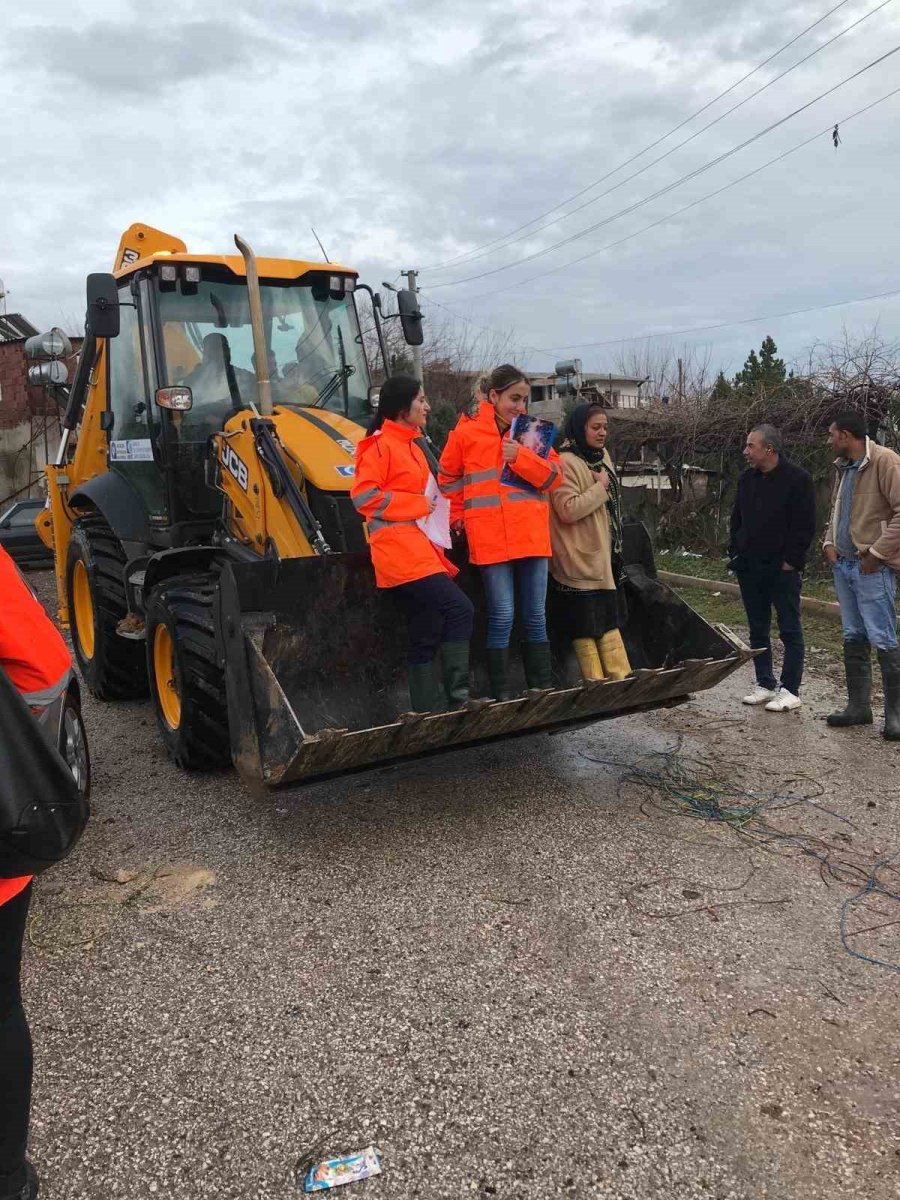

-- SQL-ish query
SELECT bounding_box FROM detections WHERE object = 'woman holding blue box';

[439,364,562,699]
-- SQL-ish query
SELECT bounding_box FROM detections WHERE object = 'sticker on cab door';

[110,439,153,462]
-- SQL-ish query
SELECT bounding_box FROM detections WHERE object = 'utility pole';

[677,357,684,406]
[404,268,424,384]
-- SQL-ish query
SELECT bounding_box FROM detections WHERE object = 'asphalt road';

[21,571,900,1199]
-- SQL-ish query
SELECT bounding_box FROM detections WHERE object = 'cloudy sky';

[2,0,899,379]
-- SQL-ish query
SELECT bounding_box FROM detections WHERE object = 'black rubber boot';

[0,1162,38,1200]
[440,641,474,708]
[486,648,511,701]
[406,662,440,715]
[877,647,900,741]
[523,641,553,691]
[826,641,873,727]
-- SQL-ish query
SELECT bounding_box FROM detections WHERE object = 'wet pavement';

[22,572,900,1199]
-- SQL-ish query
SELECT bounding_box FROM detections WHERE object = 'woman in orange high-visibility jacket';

[352,375,476,715]
[1,546,73,1200]
[439,364,562,699]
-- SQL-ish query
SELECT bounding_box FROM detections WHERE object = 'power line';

[420,0,858,272]
[424,82,900,305]
[420,294,556,362]
[425,46,900,292]
[531,286,900,352]
[424,0,894,277]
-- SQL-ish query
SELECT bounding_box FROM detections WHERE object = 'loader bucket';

[215,521,755,787]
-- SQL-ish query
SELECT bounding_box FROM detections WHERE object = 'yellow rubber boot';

[598,630,632,680]
[573,638,605,682]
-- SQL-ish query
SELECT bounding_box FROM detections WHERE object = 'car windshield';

[156,274,369,439]
[3,503,41,527]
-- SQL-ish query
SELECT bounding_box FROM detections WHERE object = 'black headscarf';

[561,404,609,469]
[560,403,624,559]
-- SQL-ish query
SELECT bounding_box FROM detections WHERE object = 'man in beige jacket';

[823,410,900,740]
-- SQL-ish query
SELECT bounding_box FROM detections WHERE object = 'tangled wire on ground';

[580,742,900,975]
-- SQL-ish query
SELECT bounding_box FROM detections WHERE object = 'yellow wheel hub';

[153,624,181,730]
[72,559,95,661]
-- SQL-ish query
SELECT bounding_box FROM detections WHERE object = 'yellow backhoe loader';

[31,223,752,787]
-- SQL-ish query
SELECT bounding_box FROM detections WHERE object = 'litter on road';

[303,1146,383,1192]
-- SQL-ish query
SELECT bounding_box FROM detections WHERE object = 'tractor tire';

[145,575,232,771]
[66,517,148,700]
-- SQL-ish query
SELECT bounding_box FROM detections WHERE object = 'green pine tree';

[758,335,786,388]
[733,335,786,394]
[710,370,732,401]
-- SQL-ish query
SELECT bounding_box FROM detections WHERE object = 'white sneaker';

[764,687,802,712]
[742,685,778,705]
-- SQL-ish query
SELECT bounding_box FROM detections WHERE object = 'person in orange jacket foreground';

[1,545,74,1200]
[352,375,476,714]
[439,364,562,699]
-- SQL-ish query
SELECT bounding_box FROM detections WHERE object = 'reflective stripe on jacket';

[352,420,457,588]
[438,402,562,565]
[0,546,74,906]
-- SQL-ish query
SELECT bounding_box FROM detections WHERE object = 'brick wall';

[0,337,82,503]
[0,338,83,430]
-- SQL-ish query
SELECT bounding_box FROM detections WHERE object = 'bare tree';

[358,293,524,446]
[613,340,714,406]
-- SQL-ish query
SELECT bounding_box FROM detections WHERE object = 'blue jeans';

[833,557,898,650]
[736,562,804,695]
[480,557,549,648]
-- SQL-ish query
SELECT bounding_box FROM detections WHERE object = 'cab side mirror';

[397,289,424,347]
[86,273,121,340]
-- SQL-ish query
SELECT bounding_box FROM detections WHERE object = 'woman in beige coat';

[549,403,632,680]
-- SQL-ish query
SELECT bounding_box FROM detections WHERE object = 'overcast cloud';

[2,0,899,376]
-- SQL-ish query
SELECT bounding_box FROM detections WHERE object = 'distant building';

[0,313,39,343]
[0,315,82,502]
[529,371,649,422]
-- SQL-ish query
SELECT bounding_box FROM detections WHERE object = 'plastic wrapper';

[303,1145,382,1192]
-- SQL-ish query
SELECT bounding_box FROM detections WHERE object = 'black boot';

[826,641,873,727]
[440,641,481,709]
[523,641,553,691]
[0,1162,38,1200]
[486,648,511,701]
[877,647,900,741]
[406,662,439,715]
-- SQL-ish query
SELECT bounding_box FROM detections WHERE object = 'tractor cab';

[101,257,367,534]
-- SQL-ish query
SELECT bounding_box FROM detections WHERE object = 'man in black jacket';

[728,424,816,712]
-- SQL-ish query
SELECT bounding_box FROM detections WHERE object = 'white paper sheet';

[417,473,452,549]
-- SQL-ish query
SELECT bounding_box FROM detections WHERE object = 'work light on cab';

[156,386,193,411]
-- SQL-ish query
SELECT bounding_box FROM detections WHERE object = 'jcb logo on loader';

[221,444,249,491]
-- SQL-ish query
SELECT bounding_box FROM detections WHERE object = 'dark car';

[0,498,52,567]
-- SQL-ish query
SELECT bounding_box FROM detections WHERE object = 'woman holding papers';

[439,364,562,699]
[549,404,632,681]
[352,375,475,714]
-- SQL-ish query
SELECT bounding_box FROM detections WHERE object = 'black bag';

[0,665,89,877]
